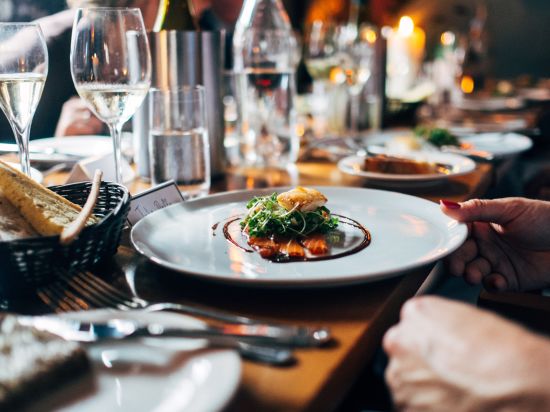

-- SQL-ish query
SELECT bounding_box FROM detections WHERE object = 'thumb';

[440,198,523,225]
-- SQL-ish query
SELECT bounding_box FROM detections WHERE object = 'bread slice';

[0,160,98,236]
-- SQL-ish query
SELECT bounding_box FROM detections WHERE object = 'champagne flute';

[70,7,151,183]
[0,23,48,177]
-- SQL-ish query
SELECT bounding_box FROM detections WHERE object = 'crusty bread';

[0,160,98,236]
[0,315,91,411]
[0,193,38,241]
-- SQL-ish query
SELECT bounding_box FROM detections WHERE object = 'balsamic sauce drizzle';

[216,214,371,262]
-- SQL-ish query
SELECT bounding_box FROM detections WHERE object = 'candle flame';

[440,31,455,46]
[361,27,377,44]
[398,16,414,37]
[461,76,475,94]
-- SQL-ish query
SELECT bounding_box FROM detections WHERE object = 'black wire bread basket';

[0,181,130,297]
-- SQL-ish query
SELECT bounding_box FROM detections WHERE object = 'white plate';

[453,96,525,111]
[338,151,476,185]
[362,129,532,159]
[33,310,241,412]
[460,133,532,158]
[30,135,112,158]
[8,162,43,183]
[130,187,467,287]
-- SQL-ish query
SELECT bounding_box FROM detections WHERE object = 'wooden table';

[39,161,493,412]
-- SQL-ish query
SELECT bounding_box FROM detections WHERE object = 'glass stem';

[15,126,31,177]
[108,122,124,184]
[349,92,360,136]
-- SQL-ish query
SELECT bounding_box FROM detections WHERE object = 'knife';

[17,316,331,347]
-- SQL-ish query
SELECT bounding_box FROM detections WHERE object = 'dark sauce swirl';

[218,214,371,262]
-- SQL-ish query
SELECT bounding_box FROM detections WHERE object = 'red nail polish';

[440,199,461,209]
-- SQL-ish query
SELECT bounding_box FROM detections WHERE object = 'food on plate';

[414,126,460,147]
[0,160,98,238]
[364,154,446,175]
[0,315,91,410]
[240,187,339,260]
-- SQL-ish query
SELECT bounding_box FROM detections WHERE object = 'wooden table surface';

[40,160,493,412]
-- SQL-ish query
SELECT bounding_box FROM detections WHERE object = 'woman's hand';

[55,97,104,137]
[441,198,550,291]
[383,296,550,412]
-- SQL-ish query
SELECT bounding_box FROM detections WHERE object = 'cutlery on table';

[18,315,330,347]
[41,271,330,345]
[38,272,330,364]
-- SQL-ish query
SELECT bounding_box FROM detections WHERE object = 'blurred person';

[383,197,550,411]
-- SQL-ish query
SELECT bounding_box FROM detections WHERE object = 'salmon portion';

[248,236,279,258]
[301,233,329,255]
[279,238,306,258]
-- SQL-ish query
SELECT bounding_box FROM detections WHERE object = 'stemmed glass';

[70,7,151,183]
[0,23,48,177]
[304,21,339,90]
[333,24,374,134]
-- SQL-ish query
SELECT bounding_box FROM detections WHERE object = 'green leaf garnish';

[240,193,339,238]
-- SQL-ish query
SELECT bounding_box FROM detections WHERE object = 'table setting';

[1,0,549,411]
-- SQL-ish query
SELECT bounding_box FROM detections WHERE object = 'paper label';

[127,180,184,225]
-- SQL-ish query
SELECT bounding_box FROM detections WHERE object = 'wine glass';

[70,7,151,183]
[0,23,48,177]
[333,24,374,134]
[304,21,339,88]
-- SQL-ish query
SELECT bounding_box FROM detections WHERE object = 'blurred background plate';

[460,132,533,158]
[29,136,112,158]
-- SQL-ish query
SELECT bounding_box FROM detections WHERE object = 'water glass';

[149,86,210,197]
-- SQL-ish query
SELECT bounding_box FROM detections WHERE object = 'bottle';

[154,0,198,31]
[232,0,299,168]
[460,3,488,94]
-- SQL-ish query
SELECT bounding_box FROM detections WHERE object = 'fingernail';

[440,199,461,209]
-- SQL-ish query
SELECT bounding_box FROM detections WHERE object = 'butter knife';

[18,316,331,347]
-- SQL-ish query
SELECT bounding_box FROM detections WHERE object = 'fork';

[51,271,330,345]
[37,280,295,365]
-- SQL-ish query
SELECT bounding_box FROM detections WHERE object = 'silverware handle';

[143,303,330,345]
[134,324,331,347]
[144,302,258,325]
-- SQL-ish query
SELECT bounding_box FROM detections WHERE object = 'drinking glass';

[333,24,374,134]
[304,21,339,85]
[70,7,151,183]
[149,86,210,197]
[0,23,48,177]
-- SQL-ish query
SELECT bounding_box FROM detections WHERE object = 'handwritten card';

[127,180,185,225]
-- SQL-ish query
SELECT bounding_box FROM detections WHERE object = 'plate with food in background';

[363,127,531,160]
[131,186,467,287]
[338,150,476,187]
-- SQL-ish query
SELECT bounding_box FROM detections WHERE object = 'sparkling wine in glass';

[0,23,48,177]
[70,7,151,183]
